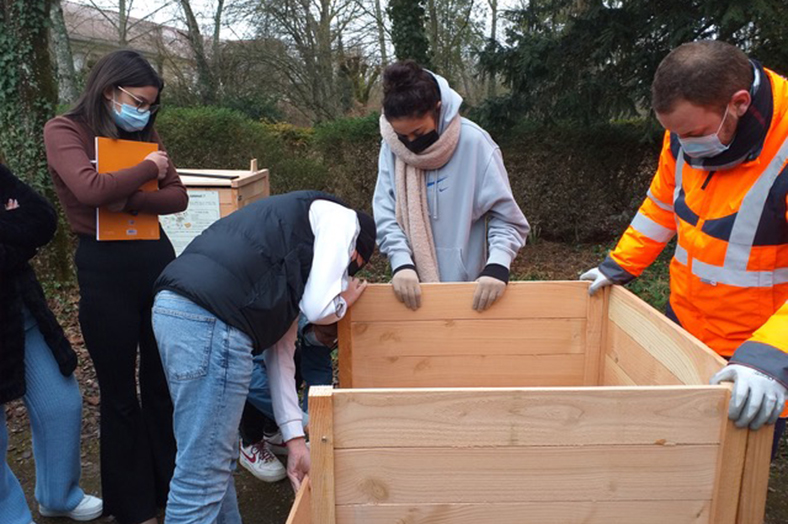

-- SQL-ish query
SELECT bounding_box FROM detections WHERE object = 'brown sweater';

[44,116,188,236]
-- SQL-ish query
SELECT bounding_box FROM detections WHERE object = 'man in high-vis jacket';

[581,41,788,438]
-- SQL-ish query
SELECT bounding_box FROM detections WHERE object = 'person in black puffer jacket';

[0,163,102,524]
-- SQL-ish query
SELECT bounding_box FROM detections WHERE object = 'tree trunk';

[488,0,497,98]
[50,0,80,104]
[212,0,225,68]
[178,0,217,105]
[427,0,439,69]
[374,0,388,67]
[118,0,127,45]
[0,0,72,282]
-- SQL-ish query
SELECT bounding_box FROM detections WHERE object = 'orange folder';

[95,137,160,241]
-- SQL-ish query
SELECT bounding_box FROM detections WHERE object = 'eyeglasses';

[117,86,160,114]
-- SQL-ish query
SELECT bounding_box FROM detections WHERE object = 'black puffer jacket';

[0,164,77,405]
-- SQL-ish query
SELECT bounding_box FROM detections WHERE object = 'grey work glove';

[473,276,506,312]
[392,268,421,310]
[710,364,787,431]
[579,266,613,296]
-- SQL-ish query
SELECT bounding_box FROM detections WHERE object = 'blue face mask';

[679,105,732,159]
[112,96,150,132]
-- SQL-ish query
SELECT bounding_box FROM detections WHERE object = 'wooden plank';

[710,416,748,524]
[349,282,588,322]
[308,386,336,524]
[349,354,586,388]
[331,387,727,449]
[584,285,608,386]
[349,318,586,357]
[334,445,719,504]
[286,476,312,524]
[602,354,636,386]
[338,308,353,388]
[335,500,712,524]
[608,287,725,385]
[607,323,684,386]
[736,425,773,524]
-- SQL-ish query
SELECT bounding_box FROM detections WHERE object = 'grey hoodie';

[373,73,530,282]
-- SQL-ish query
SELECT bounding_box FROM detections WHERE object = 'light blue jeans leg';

[153,291,253,524]
[0,410,33,524]
[23,311,84,512]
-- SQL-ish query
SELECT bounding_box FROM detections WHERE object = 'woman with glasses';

[43,49,187,524]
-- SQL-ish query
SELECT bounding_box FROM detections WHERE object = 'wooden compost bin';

[287,281,773,524]
[176,159,269,217]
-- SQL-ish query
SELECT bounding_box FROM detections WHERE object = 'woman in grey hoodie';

[374,60,530,311]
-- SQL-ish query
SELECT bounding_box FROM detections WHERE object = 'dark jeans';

[76,234,176,524]
[666,301,786,461]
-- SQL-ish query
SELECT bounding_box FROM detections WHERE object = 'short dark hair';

[66,49,164,141]
[651,40,753,115]
[382,60,440,120]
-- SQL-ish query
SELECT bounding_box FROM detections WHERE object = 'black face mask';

[399,130,439,154]
[348,260,363,276]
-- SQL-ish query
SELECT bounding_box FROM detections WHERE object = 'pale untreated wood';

[331,387,726,448]
[349,318,586,357]
[334,445,719,504]
[709,416,748,524]
[349,354,586,388]
[737,424,774,524]
[584,284,608,386]
[607,323,684,386]
[349,282,588,322]
[286,476,312,524]
[337,307,353,388]
[608,287,725,385]
[602,354,637,386]
[335,500,712,524]
[309,386,336,524]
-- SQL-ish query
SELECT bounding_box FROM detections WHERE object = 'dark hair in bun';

[383,60,441,119]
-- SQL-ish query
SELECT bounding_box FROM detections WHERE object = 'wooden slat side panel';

[584,285,608,386]
[349,282,588,322]
[309,387,336,524]
[334,445,719,504]
[338,310,353,388]
[349,354,586,388]
[608,287,725,385]
[331,387,727,448]
[736,425,773,524]
[710,417,748,524]
[603,354,637,386]
[608,323,683,386]
[286,476,312,524]
[350,318,586,357]
[335,501,711,524]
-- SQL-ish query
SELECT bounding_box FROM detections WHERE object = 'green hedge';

[156,107,663,243]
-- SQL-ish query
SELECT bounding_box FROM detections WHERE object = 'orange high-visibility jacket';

[601,64,788,384]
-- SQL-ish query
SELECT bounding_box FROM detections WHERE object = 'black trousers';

[76,233,176,524]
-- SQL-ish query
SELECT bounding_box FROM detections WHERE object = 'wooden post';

[709,395,748,523]
[584,284,608,386]
[286,476,312,524]
[309,386,336,524]
[338,307,353,388]
[736,425,774,524]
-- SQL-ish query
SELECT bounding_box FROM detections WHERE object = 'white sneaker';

[239,440,287,483]
[264,429,288,456]
[40,494,103,521]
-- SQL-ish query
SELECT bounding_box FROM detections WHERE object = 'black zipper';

[701,171,716,190]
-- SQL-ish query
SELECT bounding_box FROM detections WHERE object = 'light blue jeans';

[153,291,254,524]
[0,308,84,524]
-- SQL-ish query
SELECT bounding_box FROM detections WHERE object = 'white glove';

[473,276,506,311]
[710,364,787,430]
[392,268,421,310]
[579,267,613,296]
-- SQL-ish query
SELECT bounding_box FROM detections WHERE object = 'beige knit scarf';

[379,112,461,282]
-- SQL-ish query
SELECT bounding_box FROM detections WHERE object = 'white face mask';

[679,104,732,159]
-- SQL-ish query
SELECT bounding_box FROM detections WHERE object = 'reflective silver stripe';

[724,137,788,272]
[674,243,688,265]
[692,259,788,287]
[673,150,685,206]
[631,211,675,243]
[647,189,674,212]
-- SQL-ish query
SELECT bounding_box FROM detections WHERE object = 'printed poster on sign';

[160,190,222,255]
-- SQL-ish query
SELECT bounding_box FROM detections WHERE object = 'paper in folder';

[95,137,160,241]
